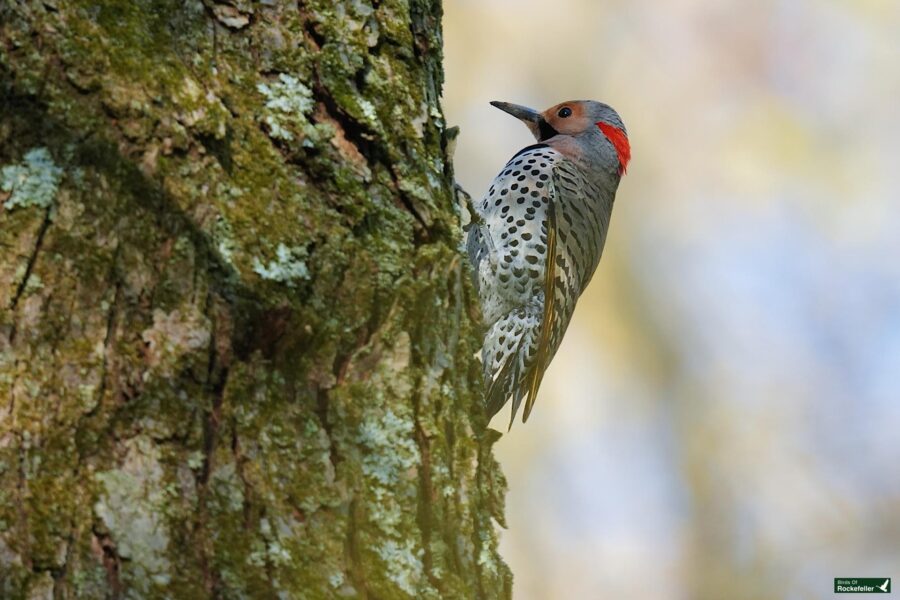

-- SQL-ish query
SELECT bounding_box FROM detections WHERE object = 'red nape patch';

[596,122,631,175]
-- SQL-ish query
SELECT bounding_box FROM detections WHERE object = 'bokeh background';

[442,1,900,598]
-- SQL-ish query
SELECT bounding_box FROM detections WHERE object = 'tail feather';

[485,337,522,420]
[482,309,539,426]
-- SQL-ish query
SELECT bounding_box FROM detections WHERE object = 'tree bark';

[0,1,510,598]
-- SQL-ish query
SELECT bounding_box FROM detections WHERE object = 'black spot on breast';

[522,232,533,241]
[536,182,544,189]
[525,254,538,264]
[531,170,540,176]
[521,186,529,194]
[517,197,525,205]
[516,219,525,226]
[508,226,518,234]
[531,190,540,198]
[499,273,510,283]
[528,269,541,279]
[511,183,518,191]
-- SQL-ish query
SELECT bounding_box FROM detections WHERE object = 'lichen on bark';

[0,1,510,598]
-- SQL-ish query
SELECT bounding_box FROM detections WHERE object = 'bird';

[878,580,890,593]
[465,99,630,428]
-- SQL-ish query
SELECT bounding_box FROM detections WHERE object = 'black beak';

[490,101,559,142]
[490,101,541,123]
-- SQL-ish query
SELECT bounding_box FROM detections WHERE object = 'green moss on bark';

[0,1,510,598]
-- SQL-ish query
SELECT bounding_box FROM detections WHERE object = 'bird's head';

[491,99,630,175]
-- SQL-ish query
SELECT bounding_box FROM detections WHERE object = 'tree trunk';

[0,1,509,598]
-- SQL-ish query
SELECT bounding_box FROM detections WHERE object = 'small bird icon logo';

[878,579,890,592]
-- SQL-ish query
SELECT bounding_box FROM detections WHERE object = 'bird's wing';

[521,196,557,422]
[521,158,613,422]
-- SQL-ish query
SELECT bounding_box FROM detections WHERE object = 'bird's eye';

[558,107,572,118]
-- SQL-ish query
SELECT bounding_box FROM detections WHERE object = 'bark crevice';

[7,206,51,319]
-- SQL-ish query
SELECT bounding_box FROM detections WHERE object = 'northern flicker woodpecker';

[466,100,630,428]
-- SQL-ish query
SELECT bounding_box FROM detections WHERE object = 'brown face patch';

[541,101,593,136]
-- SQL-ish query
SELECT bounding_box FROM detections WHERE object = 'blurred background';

[442,1,900,598]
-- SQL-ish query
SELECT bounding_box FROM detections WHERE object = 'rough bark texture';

[0,1,510,598]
